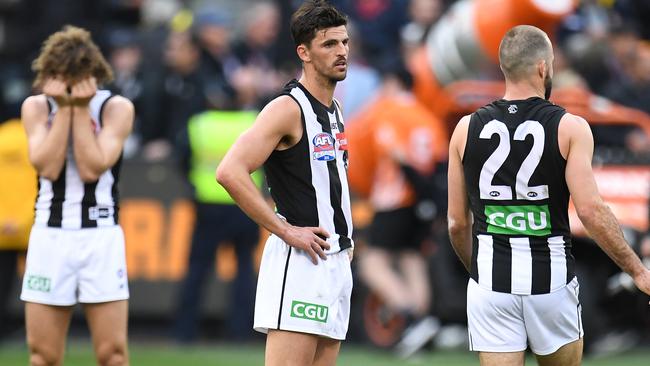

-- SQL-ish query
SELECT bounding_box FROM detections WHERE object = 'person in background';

[347,58,448,358]
[0,117,37,341]
[172,110,263,342]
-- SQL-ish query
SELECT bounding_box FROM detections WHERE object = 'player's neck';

[502,79,544,101]
[299,74,336,108]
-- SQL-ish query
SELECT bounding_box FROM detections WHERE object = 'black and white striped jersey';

[463,97,573,295]
[264,80,353,253]
[34,90,122,229]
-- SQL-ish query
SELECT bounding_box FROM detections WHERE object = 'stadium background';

[0,0,649,364]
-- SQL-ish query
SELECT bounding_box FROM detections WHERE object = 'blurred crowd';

[1,0,650,356]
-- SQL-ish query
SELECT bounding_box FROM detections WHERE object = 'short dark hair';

[32,25,113,88]
[290,0,347,47]
[499,25,553,81]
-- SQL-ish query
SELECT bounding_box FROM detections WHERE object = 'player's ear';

[297,44,311,63]
[537,59,546,80]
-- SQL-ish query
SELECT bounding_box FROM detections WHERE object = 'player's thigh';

[83,300,129,353]
[265,329,319,366]
[313,337,341,366]
[478,351,525,366]
[25,302,73,361]
[536,338,583,366]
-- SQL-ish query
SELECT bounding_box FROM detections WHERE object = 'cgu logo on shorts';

[290,300,329,323]
[26,275,51,293]
[485,205,551,236]
[312,133,336,161]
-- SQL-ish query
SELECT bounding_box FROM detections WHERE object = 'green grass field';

[1,342,649,365]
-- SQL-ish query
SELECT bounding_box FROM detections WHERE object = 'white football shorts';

[254,234,353,340]
[467,277,583,355]
[20,225,129,305]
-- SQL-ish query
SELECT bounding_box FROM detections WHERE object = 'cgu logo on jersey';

[290,300,329,323]
[313,132,336,161]
[485,204,551,236]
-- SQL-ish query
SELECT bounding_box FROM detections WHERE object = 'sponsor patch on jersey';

[290,300,329,323]
[313,132,336,161]
[89,206,114,220]
[485,204,551,236]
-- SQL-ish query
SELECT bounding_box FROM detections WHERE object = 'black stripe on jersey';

[470,236,479,281]
[111,154,123,224]
[321,109,351,251]
[277,247,292,329]
[81,180,99,228]
[491,240,512,293]
[47,162,67,227]
[530,237,551,294]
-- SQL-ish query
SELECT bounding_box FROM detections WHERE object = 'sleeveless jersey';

[264,80,353,253]
[34,90,122,229]
[463,97,573,295]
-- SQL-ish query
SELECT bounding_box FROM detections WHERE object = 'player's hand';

[281,225,330,265]
[632,269,650,305]
[42,78,71,106]
[70,77,97,107]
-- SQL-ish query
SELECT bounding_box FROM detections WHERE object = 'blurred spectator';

[0,118,37,340]
[226,1,285,109]
[172,110,263,342]
[334,21,381,120]
[140,30,209,160]
[106,28,146,158]
[192,6,238,110]
[347,59,448,357]
[400,0,443,56]
[331,0,410,68]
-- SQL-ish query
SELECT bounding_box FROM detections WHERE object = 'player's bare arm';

[217,95,331,264]
[448,115,472,272]
[70,77,134,182]
[22,78,73,180]
[561,113,650,300]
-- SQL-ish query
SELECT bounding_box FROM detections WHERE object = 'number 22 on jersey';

[479,120,548,201]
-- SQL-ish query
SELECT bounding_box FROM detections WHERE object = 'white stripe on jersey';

[61,156,84,228]
[548,236,568,291]
[476,234,494,289]
[34,179,53,226]
[510,237,533,294]
[95,169,116,227]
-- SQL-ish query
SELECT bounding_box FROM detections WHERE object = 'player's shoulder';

[21,94,48,113]
[558,112,592,139]
[102,94,135,121]
[21,94,49,122]
[260,95,301,121]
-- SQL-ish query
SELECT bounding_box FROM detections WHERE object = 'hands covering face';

[42,77,97,107]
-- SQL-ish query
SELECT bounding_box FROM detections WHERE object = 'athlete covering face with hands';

[20,26,133,366]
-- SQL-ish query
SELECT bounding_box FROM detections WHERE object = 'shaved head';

[499,25,553,82]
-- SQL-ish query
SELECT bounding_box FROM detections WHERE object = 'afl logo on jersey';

[508,105,518,114]
[313,132,336,161]
[489,191,500,197]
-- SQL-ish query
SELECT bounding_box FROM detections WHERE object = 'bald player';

[447,25,650,366]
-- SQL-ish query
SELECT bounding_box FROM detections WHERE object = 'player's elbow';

[575,200,605,226]
[216,163,234,188]
[77,166,102,183]
[448,216,470,236]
